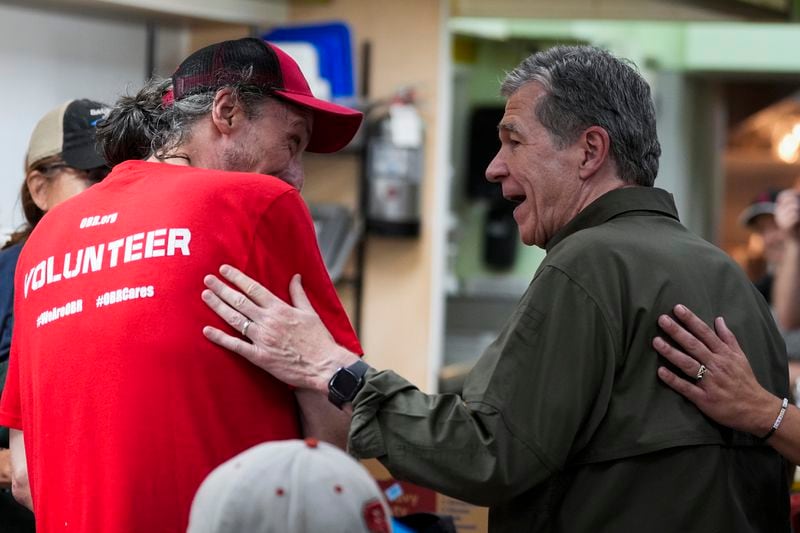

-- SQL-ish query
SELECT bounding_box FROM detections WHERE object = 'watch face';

[329,361,369,408]
[332,368,360,399]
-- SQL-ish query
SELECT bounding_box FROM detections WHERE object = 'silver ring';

[241,319,253,337]
[695,364,707,381]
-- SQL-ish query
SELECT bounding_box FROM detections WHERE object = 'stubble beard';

[222,145,260,174]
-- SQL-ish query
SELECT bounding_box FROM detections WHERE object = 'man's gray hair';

[501,45,661,187]
[97,67,268,166]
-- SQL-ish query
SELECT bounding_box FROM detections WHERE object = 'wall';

[0,3,186,235]
[289,0,446,390]
[185,22,251,55]
[449,38,553,287]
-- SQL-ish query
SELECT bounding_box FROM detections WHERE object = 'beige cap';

[26,99,109,170]
[187,439,393,533]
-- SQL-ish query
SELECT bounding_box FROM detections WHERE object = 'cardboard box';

[362,459,488,533]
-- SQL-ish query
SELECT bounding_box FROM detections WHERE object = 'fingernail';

[201,289,211,300]
[653,336,664,348]
[658,315,671,327]
[220,265,231,275]
[675,304,687,314]
[717,316,726,327]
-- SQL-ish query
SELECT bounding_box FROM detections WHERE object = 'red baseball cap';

[168,37,362,153]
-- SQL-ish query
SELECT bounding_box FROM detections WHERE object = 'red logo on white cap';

[362,499,390,533]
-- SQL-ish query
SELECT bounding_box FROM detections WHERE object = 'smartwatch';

[328,359,370,409]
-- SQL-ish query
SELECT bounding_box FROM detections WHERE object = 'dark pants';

[0,489,34,532]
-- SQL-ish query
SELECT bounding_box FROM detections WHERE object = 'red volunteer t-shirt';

[0,160,362,533]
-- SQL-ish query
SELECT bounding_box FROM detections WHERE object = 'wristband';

[761,397,789,441]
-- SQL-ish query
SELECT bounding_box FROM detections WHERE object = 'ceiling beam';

[1,0,288,26]
[451,0,789,21]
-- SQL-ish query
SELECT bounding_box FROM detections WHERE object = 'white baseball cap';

[187,439,393,533]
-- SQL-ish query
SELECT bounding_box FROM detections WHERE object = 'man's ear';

[211,88,239,135]
[26,171,50,212]
[578,126,611,180]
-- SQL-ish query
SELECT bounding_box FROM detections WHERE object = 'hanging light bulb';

[776,123,800,164]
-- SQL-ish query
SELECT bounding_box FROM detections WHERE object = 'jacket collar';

[545,187,680,253]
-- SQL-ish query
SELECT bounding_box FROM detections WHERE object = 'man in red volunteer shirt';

[0,37,363,532]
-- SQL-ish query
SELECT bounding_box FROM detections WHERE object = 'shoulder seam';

[540,264,619,356]
[243,188,298,272]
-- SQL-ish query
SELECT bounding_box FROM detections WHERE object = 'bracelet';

[761,397,789,441]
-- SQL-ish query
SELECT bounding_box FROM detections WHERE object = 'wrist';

[312,347,361,394]
[784,236,800,252]
[751,395,785,438]
[326,356,370,410]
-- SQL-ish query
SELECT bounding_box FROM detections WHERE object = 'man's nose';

[485,152,507,183]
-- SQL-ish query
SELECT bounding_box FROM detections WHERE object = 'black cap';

[26,99,110,171]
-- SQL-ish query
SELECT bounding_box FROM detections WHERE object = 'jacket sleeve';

[347,266,617,506]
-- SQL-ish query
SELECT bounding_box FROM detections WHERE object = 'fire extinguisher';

[364,89,423,237]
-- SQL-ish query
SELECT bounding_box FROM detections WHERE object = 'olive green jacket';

[349,187,790,532]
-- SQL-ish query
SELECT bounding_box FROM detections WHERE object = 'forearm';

[348,369,552,507]
[0,449,11,488]
[9,430,31,510]
[763,403,800,466]
[774,239,800,330]
[738,391,800,465]
[295,388,350,449]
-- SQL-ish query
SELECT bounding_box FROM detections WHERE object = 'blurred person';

[0,37,363,533]
[774,188,800,331]
[738,189,783,303]
[738,189,800,384]
[200,46,790,532]
[187,438,393,533]
[0,98,111,531]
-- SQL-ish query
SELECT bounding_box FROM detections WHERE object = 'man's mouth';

[504,194,526,205]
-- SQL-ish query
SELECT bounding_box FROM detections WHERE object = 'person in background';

[0,38,363,533]
[187,438,393,533]
[0,98,111,531]
[737,189,800,385]
[774,187,800,333]
[200,45,790,532]
[738,189,784,304]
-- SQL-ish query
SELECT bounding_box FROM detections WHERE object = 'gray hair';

[97,68,269,166]
[501,45,661,187]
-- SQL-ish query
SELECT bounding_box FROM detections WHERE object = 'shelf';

[16,0,288,26]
